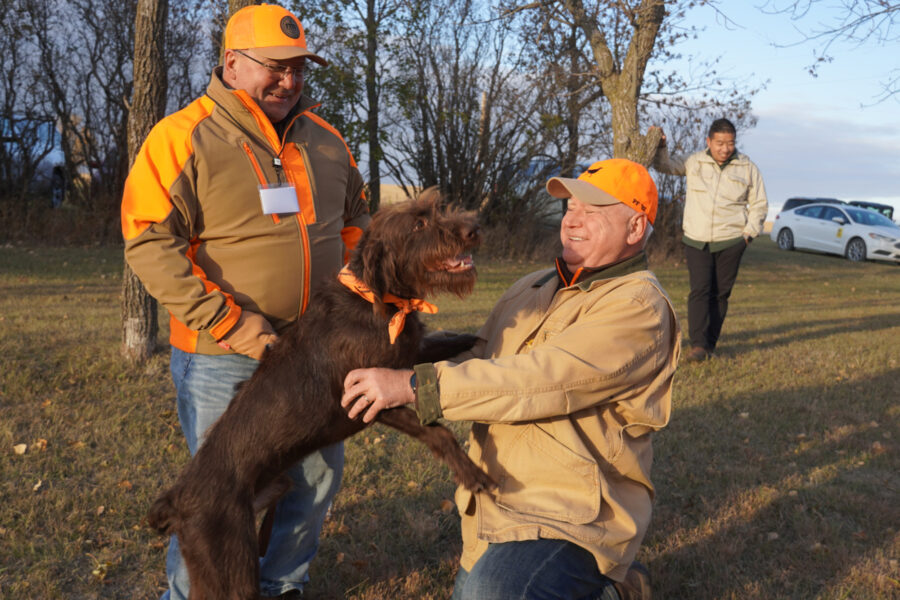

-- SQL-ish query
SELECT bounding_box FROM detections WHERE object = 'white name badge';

[259,184,300,215]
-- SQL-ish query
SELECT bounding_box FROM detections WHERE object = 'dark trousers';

[684,240,747,352]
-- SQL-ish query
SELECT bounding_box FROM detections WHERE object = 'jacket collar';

[205,68,320,150]
[703,148,742,169]
[540,252,649,290]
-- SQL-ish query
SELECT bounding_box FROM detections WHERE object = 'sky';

[674,2,900,221]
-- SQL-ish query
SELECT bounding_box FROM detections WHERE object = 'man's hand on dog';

[218,310,278,360]
[342,368,415,423]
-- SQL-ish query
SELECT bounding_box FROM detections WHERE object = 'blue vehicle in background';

[1,114,77,208]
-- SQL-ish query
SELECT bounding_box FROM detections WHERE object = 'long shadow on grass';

[646,369,899,599]
[723,312,900,357]
[306,484,463,599]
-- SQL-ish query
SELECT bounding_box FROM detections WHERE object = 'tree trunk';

[365,0,381,212]
[566,0,665,165]
[121,0,169,364]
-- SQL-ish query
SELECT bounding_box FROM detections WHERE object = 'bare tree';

[122,0,168,364]
[0,0,59,230]
[352,0,402,211]
[764,0,900,100]
[19,0,136,237]
[500,1,760,164]
[509,10,611,218]
[287,0,401,212]
[383,0,553,221]
[166,0,220,112]
[492,0,761,261]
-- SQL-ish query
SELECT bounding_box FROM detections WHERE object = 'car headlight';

[868,232,897,243]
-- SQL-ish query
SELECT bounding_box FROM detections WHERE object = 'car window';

[796,206,823,218]
[821,207,846,222]
[846,207,895,227]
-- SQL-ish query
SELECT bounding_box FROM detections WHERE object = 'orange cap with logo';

[546,158,658,225]
[224,4,327,65]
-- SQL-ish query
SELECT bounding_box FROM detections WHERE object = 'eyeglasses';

[234,49,305,80]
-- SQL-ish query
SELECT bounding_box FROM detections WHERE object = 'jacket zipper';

[233,104,312,316]
[249,140,312,315]
[295,142,318,202]
[241,141,268,188]
[242,140,284,224]
[278,129,314,315]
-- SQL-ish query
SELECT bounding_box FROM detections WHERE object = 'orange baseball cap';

[546,158,658,224]
[224,4,327,65]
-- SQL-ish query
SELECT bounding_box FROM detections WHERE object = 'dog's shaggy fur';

[147,194,494,600]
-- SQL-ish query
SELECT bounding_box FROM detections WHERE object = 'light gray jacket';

[654,148,768,243]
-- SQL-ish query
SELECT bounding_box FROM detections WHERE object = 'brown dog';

[147,193,494,600]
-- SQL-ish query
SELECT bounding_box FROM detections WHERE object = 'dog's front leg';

[417,332,481,363]
[376,407,495,492]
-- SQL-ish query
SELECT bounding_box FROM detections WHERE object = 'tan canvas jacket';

[654,148,768,243]
[122,69,369,353]
[414,254,680,582]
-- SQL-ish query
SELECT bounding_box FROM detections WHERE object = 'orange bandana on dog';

[337,266,438,344]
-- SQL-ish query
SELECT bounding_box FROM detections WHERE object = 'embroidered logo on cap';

[281,16,300,39]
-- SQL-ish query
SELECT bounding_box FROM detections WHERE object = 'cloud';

[741,105,900,214]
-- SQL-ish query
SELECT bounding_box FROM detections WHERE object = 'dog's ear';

[415,186,443,208]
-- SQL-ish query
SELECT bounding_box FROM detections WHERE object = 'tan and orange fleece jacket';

[122,69,369,354]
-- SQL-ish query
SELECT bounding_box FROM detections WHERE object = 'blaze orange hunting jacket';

[122,69,369,354]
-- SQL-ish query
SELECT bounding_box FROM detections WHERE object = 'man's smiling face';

[560,197,636,271]
[223,49,305,123]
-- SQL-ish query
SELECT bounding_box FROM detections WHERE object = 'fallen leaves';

[87,553,114,581]
[12,438,49,455]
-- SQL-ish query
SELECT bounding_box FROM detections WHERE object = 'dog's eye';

[413,218,428,231]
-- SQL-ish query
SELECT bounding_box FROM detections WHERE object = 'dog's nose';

[463,223,481,241]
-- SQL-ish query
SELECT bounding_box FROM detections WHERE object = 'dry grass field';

[1,238,897,599]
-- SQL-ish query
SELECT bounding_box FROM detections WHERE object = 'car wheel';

[776,228,794,251]
[845,237,867,262]
[50,171,66,208]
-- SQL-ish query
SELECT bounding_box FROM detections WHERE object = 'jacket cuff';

[413,363,442,425]
[209,302,241,341]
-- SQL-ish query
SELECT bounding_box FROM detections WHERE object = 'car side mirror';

[832,217,847,225]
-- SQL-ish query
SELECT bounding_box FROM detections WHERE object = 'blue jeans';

[451,539,621,600]
[161,348,344,599]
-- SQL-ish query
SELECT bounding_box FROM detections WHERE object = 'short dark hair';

[708,118,736,138]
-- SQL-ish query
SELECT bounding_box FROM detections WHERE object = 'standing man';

[651,118,767,361]
[342,159,680,600]
[121,5,369,598]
